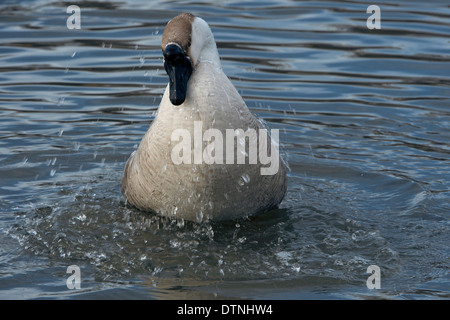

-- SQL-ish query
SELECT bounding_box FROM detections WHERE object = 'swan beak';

[163,43,193,106]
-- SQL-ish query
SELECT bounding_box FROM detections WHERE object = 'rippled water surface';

[1,0,449,299]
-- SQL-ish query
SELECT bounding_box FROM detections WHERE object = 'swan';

[122,13,287,222]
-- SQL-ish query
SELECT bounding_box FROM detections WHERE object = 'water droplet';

[196,210,204,223]
[177,218,184,228]
[74,213,86,222]
[170,239,180,248]
[57,97,66,106]
[237,236,246,243]
[238,173,250,186]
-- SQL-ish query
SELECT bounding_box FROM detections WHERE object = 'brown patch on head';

[162,13,195,53]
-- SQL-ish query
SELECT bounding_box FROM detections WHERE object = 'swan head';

[162,13,220,105]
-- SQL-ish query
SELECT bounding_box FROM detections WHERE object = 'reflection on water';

[1,0,449,299]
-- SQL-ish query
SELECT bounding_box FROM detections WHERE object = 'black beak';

[163,44,193,106]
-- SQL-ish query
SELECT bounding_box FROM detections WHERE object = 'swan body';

[122,13,287,222]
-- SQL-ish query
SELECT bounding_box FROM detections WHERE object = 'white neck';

[190,17,222,69]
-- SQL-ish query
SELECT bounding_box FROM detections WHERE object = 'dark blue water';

[0,0,449,299]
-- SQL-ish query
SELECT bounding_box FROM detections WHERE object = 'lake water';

[0,0,449,299]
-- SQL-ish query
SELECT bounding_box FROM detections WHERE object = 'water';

[1,0,449,299]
